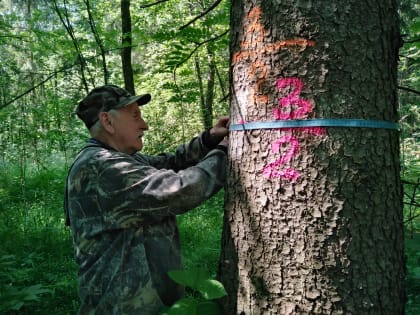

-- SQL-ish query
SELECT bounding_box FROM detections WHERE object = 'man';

[64,84,229,314]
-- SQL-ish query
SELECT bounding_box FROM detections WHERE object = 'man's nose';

[140,118,149,130]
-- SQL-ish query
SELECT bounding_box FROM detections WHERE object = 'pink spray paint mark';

[271,135,299,164]
[262,135,300,180]
[274,77,326,136]
[274,78,313,120]
[263,77,325,181]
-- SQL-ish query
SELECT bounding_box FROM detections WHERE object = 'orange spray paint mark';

[233,6,316,111]
[232,6,324,182]
[233,7,315,63]
[248,61,269,104]
[233,39,316,63]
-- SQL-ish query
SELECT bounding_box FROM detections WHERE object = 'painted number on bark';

[262,78,325,181]
[232,7,324,181]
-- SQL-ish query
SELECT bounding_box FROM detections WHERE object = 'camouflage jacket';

[64,132,227,315]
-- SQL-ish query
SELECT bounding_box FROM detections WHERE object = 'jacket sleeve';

[94,147,226,227]
[139,130,225,171]
[66,131,227,231]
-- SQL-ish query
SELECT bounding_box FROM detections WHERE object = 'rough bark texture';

[219,1,404,314]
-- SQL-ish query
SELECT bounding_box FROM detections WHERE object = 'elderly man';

[64,84,228,314]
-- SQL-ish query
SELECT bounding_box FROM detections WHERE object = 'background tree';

[121,0,134,93]
[85,0,109,85]
[135,0,229,148]
[219,0,405,314]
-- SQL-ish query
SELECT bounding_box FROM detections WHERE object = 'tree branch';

[139,0,170,9]
[0,66,71,110]
[175,29,228,69]
[84,0,109,84]
[398,85,420,96]
[179,0,222,30]
[403,37,420,44]
[404,211,420,224]
[52,0,90,92]
[0,51,104,110]
[0,35,26,40]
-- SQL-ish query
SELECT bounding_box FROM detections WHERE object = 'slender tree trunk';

[84,0,109,84]
[204,44,215,128]
[121,0,135,94]
[219,1,404,314]
[194,44,215,129]
[52,0,90,92]
[194,55,207,125]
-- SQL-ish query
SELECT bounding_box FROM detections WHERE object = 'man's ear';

[98,112,115,134]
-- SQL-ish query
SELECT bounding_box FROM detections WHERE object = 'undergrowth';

[0,165,225,314]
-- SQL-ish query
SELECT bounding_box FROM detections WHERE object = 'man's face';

[111,102,148,154]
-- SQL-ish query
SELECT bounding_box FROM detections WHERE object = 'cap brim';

[134,94,151,106]
[117,94,151,108]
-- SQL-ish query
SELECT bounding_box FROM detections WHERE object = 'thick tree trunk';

[219,1,404,314]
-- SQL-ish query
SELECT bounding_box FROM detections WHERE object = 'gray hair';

[89,109,119,137]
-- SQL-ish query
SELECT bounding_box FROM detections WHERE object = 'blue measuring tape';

[229,119,399,131]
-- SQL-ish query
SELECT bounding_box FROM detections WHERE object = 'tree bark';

[219,1,405,314]
[121,0,135,94]
[204,43,216,128]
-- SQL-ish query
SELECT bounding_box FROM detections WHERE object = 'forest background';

[0,0,418,314]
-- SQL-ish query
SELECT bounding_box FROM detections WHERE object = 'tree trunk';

[219,1,405,314]
[194,45,216,130]
[204,43,215,128]
[85,0,109,84]
[121,0,135,94]
[52,0,90,92]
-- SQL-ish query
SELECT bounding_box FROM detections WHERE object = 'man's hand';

[210,116,230,140]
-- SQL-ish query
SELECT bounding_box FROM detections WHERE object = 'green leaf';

[168,269,227,301]
[198,279,227,300]
[168,268,211,291]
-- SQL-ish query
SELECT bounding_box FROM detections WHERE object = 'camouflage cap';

[76,84,151,129]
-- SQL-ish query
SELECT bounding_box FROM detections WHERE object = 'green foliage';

[168,269,227,300]
[403,123,420,315]
[159,268,227,315]
[161,191,227,315]
[0,242,75,313]
[0,279,52,312]
[0,254,51,312]
[406,236,420,315]
[0,166,78,314]
[399,1,419,162]
[177,190,224,272]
